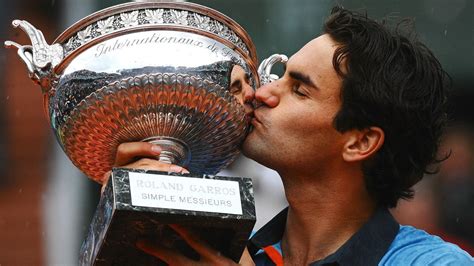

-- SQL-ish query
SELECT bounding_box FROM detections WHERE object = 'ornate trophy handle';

[4,20,64,90]
[258,54,288,85]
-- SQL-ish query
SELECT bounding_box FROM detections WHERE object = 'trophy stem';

[142,136,190,167]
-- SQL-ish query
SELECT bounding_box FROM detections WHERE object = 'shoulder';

[379,225,473,265]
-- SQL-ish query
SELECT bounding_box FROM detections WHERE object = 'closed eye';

[289,71,318,91]
[292,83,308,98]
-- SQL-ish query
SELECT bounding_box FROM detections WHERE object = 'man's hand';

[101,142,189,191]
[114,142,189,173]
[136,224,255,266]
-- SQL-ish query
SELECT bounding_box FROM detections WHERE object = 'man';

[112,6,473,265]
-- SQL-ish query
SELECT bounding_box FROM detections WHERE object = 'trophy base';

[79,168,256,265]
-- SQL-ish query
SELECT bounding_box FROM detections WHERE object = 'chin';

[241,134,258,158]
[241,136,268,165]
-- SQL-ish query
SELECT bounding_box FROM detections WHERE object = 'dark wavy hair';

[324,6,451,208]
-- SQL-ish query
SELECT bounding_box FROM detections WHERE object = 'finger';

[239,248,256,266]
[123,158,190,174]
[114,142,162,166]
[169,224,220,263]
[136,239,193,265]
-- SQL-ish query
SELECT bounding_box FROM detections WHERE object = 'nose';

[242,84,255,114]
[242,83,255,104]
[255,81,279,108]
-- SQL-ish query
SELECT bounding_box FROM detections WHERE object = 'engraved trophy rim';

[52,1,258,78]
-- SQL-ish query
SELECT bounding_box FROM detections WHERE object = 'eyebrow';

[289,71,318,90]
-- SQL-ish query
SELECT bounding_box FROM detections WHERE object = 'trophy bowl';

[5,1,288,265]
[7,1,263,182]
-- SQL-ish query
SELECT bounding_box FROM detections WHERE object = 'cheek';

[277,105,329,130]
[267,109,314,146]
[272,106,339,148]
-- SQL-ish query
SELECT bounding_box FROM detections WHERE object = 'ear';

[342,127,385,162]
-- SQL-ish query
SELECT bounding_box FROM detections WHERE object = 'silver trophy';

[5,2,287,265]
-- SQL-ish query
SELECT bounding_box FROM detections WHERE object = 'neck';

[279,166,376,265]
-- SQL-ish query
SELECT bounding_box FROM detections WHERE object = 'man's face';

[229,65,255,117]
[243,34,346,175]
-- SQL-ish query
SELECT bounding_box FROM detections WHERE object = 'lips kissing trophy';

[5,1,288,265]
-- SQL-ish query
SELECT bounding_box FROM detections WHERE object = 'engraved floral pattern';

[170,10,188,25]
[144,9,164,24]
[97,16,115,34]
[240,44,249,54]
[214,21,233,41]
[228,31,239,43]
[120,11,139,27]
[194,13,211,31]
[214,21,226,36]
[65,37,76,52]
[77,25,93,45]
